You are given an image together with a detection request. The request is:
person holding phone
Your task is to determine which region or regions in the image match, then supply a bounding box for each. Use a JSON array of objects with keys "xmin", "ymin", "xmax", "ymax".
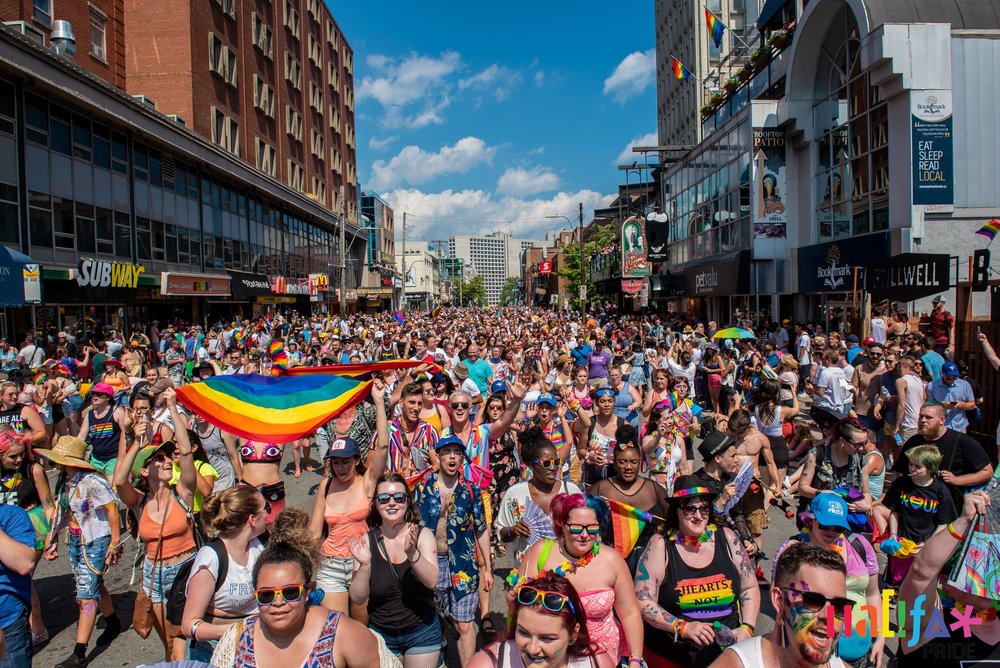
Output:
[{"xmin": 924, "ymin": 361, "xmax": 976, "ymax": 433}]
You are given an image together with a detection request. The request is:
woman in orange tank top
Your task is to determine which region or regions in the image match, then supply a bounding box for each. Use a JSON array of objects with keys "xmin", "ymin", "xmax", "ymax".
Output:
[
  {"xmin": 115, "ymin": 388, "xmax": 198, "ymax": 662},
  {"xmin": 309, "ymin": 378, "xmax": 391, "ymax": 619}
]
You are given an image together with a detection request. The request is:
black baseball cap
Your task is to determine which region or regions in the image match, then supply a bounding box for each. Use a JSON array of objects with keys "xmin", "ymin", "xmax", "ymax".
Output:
[{"xmin": 698, "ymin": 431, "xmax": 736, "ymax": 460}]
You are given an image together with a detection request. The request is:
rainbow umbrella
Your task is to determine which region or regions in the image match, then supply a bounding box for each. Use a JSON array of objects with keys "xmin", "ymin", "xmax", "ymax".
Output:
[{"xmin": 712, "ymin": 327, "xmax": 756, "ymax": 340}]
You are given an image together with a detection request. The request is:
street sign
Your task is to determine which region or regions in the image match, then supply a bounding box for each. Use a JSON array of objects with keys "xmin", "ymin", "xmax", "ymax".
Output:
[{"xmin": 580, "ymin": 285, "xmax": 587, "ymax": 301}]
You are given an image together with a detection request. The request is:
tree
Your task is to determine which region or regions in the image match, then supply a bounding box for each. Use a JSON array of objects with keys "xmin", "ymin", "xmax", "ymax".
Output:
[
  {"xmin": 557, "ymin": 224, "xmax": 618, "ymax": 310},
  {"xmin": 452, "ymin": 274, "xmax": 487, "ymax": 306},
  {"xmin": 498, "ymin": 276, "xmax": 519, "ymax": 306}
]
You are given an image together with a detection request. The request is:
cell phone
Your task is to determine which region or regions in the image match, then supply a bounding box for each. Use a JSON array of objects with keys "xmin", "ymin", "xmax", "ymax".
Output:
[{"xmin": 977, "ymin": 326, "xmax": 982, "ymax": 336}]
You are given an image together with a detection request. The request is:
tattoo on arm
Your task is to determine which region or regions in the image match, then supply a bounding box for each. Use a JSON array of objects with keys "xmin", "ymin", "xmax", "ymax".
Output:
[{"xmin": 731, "ymin": 531, "xmax": 754, "ymax": 578}]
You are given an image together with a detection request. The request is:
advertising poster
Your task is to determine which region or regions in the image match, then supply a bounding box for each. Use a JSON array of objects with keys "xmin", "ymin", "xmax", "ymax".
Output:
[
  {"xmin": 621, "ymin": 216, "xmax": 651, "ymax": 277},
  {"xmin": 22, "ymin": 264, "xmax": 41, "ymax": 304},
  {"xmin": 911, "ymin": 90, "xmax": 954, "ymax": 205},
  {"xmin": 752, "ymin": 128, "xmax": 787, "ymax": 238}
]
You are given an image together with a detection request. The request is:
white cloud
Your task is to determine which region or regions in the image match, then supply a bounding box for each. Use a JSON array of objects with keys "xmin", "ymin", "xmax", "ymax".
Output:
[
  {"xmin": 497, "ymin": 166, "xmax": 561, "ymax": 196},
  {"xmin": 358, "ymin": 51, "xmax": 461, "ymax": 128},
  {"xmin": 368, "ymin": 137, "xmax": 498, "ymax": 191},
  {"xmin": 459, "ymin": 64, "xmax": 522, "ymax": 102},
  {"xmin": 382, "ymin": 188, "xmax": 615, "ymax": 242},
  {"xmin": 534, "ymin": 70, "xmax": 546, "ymax": 87},
  {"xmin": 528, "ymin": 146, "xmax": 545, "ymax": 156},
  {"xmin": 603, "ymin": 50, "xmax": 656, "ymax": 103},
  {"xmin": 615, "ymin": 131, "xmax": 659, "ymax": 164},
  {"xmin": 368, "ymin": 135, "xmax": 397, "ymax": 151}
]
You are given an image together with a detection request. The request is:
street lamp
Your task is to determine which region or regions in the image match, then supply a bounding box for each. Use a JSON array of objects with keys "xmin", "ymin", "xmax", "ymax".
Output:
[{"xmin": 546, "ymin": 213, "xmax": 586, "ymax": 314}]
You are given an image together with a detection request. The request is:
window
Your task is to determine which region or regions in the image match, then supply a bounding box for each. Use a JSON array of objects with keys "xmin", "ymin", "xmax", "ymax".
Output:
[
  {"xmin": 208, "ymin": 34, "xmax": 238, "ymax": 87},
  {"xmin": 327, "ymin": 105, "xmax": 340, "ymax": 131},
  {"xmin": 309, "ymin": 81, "xmax": 323, "ymax": 111},
  {"xmin": 307, "ymin": 34, "xmax": 321, "ymax": 66},
  {"xmin": 253, "ymin": 75, "xmax": 275, "ymax": 117},
  {"xmin": 213, "ymin": 0, "xmax": 236, "ymax": 19},
  {"xmin": 283, "ymin": 0, "xmax": 300, "ymax": 40},
  {"xmin": 284, "ymin": 52, "xmax": 301, "ymax": 90},
  {"xmin": 210, "ymin": 107, "xmax": 240, "ymax": 155},
  {"xmin": 251, "ymin": 13, "xmax": 273, "ymax": 59},
  {"xmin": 327, "ymin": 61, "xmax": 339, "ymax": 90},
  {"xmin": 310, "ymin": 129, "xmax": 324, "ymax": 158},
  {"xmin": 285, "ymin": 106, "xmax": 302, "ymax": 142},
  {"xmin": 287, "ymin": 160, "xmax": 304, "ymax": 192},
  {"xmin": 89, "ymin": 7, "xmax": 107, "ymax": 61},
  {"xmin": 256, "ymin": 139, "xmax": 277, "ymax": 176},
  {"xmin": 33, "ymin": 0, "xmax": 51, "ymax": 26},
  {"xmin": 307, "ymin": 0, "xmax": 320, "ymax": 19},
  {"xmin": 311, "ymin": 177, "xmax": 326, "ymax": 203}
]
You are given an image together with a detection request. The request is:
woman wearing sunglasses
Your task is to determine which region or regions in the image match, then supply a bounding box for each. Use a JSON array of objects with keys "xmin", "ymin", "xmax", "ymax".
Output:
[
  {"xmin": 470, "ymin": 573, "xmax": 614, "ymax": 668},
  {"xmin": 181, "ymin": 485, "xmax": 269, "ymax": 662},
  {"xmin": 481, "ymin": 393, "xmax": 522, "ymax": 558},
  {"xmin": 770, "ymin": 492, "xmax": 883, "ymax": 667},
  {"xmin": 347, "ymin": 473, "xmax": 440, "ymax": 666},
  {"xmin": 513, "ymin": 493, "xmax": 642, "ymax": 662},
  {"xmin": 230, "ymin": 513, "xmax": 380, "ymax": 667},
  {"xmin": 573, "ymin": 387, "xmax": 623, "ymax": 487},
  {"xmin": 636, "ymin": 475, "xmax": 759, "ymax": 668}
]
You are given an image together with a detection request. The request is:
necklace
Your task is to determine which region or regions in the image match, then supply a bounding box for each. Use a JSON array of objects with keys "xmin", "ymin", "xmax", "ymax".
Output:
[{"xmin": 667, "ymin": 524, "xmax": 716, "ymax": 547}]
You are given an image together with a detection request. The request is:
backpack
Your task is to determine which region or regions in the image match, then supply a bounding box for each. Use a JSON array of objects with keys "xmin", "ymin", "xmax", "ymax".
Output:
[{"xmin": 165, "ymin": 539, "xmax": 228, "ymax": 626}]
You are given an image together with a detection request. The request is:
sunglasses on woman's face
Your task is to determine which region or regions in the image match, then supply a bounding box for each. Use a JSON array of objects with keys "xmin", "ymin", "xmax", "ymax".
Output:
[
  {"xmin": 516, "ymin": 586, "xmax": 576, "ymax": 614},
  {"xmin": 680, "ymin": 504, "xmax": 711, "ymax": 517},
  {"xmin": 533, "ymin": 458, "xmax": 560, "ymax": 470},
  {"xmin": 376, "ymin": 492, "xmax": 408, "ymax": 505},
  {"xmin": 566, "ymin": 523, "xmax": 601, "ymax": 536},
  {"xmin": 779, "ymin": 587, "xmax": 852, "ymax": 617},
  {"xmin": 254, "ymin": 584, "xmax": 305, "ymax": 606}
]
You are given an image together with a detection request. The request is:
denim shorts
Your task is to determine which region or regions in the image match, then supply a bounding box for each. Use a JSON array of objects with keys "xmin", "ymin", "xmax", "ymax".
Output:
[
  {"xmin": 374, "ymin": 615, "xmax": 441, "ymax": 656},
  {"xmin": 315, "ymin": 555, "xmax": 354, "ymax": 593},
  {"xmin": 68, "ymin": 532, "xmax": 111, "ymax": 600},
  {"xmin": 142, "ymin": 554, "xmax": 195, "ymax": 604},
  {"xmin": 0, "ymin": 612, "xmax": 31, "ymax": 668}
]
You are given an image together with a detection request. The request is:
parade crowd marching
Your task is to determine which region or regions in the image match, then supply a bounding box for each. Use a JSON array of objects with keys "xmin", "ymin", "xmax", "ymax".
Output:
[{"xmin": 0, "ymin": 299, "xmax": 998, "ymax": 668}]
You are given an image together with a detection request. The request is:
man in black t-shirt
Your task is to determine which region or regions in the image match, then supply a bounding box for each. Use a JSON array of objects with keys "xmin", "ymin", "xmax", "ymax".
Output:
[
  {"xmin": 694, "ymin": 431, "xmax": 757, "ymax": 555},
  {"xmin": 892, "ymin": 402, "xmax": 993, "ymax": 494}
]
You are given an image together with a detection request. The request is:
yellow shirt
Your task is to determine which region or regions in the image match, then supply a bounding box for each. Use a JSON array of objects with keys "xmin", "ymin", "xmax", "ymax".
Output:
[{"xmin": 170, "ymin": 460, "xmax": 218, "ymax": 513}]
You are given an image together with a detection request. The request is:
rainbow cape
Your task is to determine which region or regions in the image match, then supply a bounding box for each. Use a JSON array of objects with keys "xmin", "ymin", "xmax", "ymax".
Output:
[
  {"xmin": 429, "ymin": 303, "xmax": 441, "ymax": 320},
  {"xmin": 175, "ymin": 373, "xmax": 372, "ymax": 442},
  {"xmin": 705, "ymin": 9, "xmax": 725, "ymax": 49},
  {"xmin": 601, "ymin": 496, "xmax": 660, "ymax": 558}
]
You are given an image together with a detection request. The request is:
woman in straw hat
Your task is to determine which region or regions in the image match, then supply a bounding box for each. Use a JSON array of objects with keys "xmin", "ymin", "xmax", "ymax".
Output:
[
  {"xmin": 114, "ymin": 387, "xmax": 198, "ymax": 662},
  {"xmin": 38, "ymin": 433, "xmax": 123, "ymax": 667}
]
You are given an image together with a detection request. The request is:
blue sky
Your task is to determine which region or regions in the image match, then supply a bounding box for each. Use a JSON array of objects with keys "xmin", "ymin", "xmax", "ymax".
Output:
[{"xmin": 330, "ymin": 1, "xmax": 658, "ymax": 242}]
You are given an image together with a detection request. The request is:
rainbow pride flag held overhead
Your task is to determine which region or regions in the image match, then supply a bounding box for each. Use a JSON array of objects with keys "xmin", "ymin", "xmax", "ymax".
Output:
[
  {"xmin": 176, "ymin": 373, "xmax": 372, "ymax": 442},
  {"xmin": 671, "ymin": 57, "xmax": 691, "ymax": 82},
  {"xmin": 976, "ymin": 219, "xmax": 1000, "ymax": 241},
  {"xmin": 602, "ymin": 496, "xmax": 659, "ymax": 558},
  {"xmin": 282, "ymin": 359, "xmax": 438, "ymax": 380},
  {"xmin": 430, "ymin": 303, "xmax": 441, "ymax": 320},
  {"xmin": 705, "ymin": 9, "xmax": 725, "ymax": 49}
]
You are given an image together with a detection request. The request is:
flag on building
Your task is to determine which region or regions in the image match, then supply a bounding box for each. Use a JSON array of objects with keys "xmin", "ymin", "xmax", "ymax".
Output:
[
  {"xmin": 705, "ymin": 9, "xmax": 725, "ymax": 49},
  {"xmin": 672, "ymin": 57, "xmax": 691, "ymax": 82},
  {"xmin": 976, "ymin": 219, "xmax": 1000, "ymax": 241},
  {"xmin": 393, "ymin": 310, "xmax": 406, "ymax": 326},
  {"xmin": 603, "ymin": 497, "xmax": 656, "ymax": 558}
]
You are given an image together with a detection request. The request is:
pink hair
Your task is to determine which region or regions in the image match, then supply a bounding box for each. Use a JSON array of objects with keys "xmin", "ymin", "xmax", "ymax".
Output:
[
  {"xmin": 0, "ymin": 431, "xmax": 24, "ymax": 455},
  {"xmin": 550, "ymin": 493, "xmax": 609, "ymax": 536}
]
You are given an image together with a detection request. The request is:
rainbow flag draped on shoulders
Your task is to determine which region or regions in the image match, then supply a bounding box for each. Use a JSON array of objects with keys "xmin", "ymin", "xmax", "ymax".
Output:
[{"xmin": 602, "ymin": 496, "xmax": 659, "ymax": 558}]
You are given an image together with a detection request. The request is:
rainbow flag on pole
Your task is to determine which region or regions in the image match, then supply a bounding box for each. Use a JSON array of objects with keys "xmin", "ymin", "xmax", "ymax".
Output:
[
  {"xmin": 602, "ymin": 497, "xmax": 658, "ymax": 558},
  {"xmin": 176, "ymin": 373, "xmax": 372, "ymax": 442},
  {"xmin": 976, "ymin": 219, "xmax": 1000, "ymax": 241},
  {"xmin": 705, "ymin": 9, "xmax": 725, "ymax": 49},
  {"xmin": 429, "ymin": 303, "xmax": 441, "ymax": 320},
  {"xmin": 671, "ymin": 57, "xmax": 691, "ymax": 83}
]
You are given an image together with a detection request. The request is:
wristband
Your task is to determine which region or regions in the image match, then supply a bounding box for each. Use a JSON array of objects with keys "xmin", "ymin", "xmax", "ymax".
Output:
[
  {"xmin": 947, "ymin": 522, "xmax": 966, "ymax": 540},
  {"xmin": 740, "ymin": 622, "xmax": 755, "ymax": 636},
  {"xmin": 190, "ymin": 619, "xmax": 202, "ymax": 641}
]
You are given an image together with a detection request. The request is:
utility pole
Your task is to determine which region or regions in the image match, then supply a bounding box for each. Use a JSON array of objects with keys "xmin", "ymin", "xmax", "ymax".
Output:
[
  {"xmin": 579, "ymin": 201, "xmax": 586, "ymax": 317},
  {"xmin": 338, "ymin": 185, "xmax": 346, "ymax": 317},
  {"xmin": 399, "ymin": 211, "xmax": 407, "ymax": 310}
]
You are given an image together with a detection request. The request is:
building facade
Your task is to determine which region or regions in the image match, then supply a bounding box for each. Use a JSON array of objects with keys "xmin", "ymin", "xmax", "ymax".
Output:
[
  {"xmin": 358, "ymin": 190, "xmax": 396, "ymax": 312},
  {"xmin": 397, "ymin": 241, "xmax": 440, "ymax": 311},
  {"xmin": 448, "ymin": 232, "xmax": 547, "ymax": 306}
]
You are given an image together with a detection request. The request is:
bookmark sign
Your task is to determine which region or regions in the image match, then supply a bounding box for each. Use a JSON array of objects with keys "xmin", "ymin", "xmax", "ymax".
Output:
[{"xmin": 911, "ymin": 90, "xmax": 954, "ymax": 205}]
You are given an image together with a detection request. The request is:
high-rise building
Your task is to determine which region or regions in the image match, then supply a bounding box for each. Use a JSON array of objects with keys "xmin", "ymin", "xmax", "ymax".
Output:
[
  {"xmin": 448, "ymin": 232, "xmax": 547, "ymax": 305},
  {"xmin": 359, "ymin": 190, "xmax": 396, "ymax": 312}
]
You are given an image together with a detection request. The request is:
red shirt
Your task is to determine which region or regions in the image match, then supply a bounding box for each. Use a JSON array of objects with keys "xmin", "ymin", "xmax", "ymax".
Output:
[{"xmin": 928, "ymin": 309, "xmax": 953, "ymax": 345}]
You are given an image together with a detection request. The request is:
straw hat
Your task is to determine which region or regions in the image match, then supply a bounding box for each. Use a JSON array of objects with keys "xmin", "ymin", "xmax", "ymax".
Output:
[{"xmin": 35, "ymin": 435, "xmax": 95, "ymax": 470}]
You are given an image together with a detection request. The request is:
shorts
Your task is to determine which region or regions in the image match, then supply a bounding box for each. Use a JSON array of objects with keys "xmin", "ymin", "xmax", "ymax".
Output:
[
  {"xmin": 36, "ymin": 406, "xmax": 52, "ymax": 426},
  {"xmin": 481, "ymin": 490, "xmax": 492, "ymax": 525},
  {"xmin": 767, "ymin": 434, "xmax": 788, "ymax": 469},
  {"xmin": 63, "ymin": 393, "xmax": 84, "ymax": 415},
  {"xmin": 374, "ymin": 616, "xmax": 442, "ymax": 656},
  {"xmin": 69, "ymin": 532, "xmax": 110, "ymax": 600},
  {"xmin": 142, "ymin": 553, "xmax": 195, "ymax": 604},
  {"xmin": 588, "ymin": 378, "xmax": 609, "ymax": 389},
  {"xmin": 315, "ymin": 555, "xmax": 354, "ymax": 594},
  {"xmin": 90, "ymin": 456, "xmax": 117, "ymax": 477},
  {"xmin": 708, "ymin": 374, "xmax": 722, "ymax": 388},
  {"xmin": 738, "ymin": 479, "xmax": 767, "ymax": 535},
  {"xmin": 435, "ymin": 554, "xmax": 478, "ymax": 622}
]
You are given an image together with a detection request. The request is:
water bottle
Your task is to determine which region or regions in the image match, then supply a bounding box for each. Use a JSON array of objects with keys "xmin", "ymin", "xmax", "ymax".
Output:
[{"xmin": 713, "ymin": 621, "xmax": 738, "ymax": 648}]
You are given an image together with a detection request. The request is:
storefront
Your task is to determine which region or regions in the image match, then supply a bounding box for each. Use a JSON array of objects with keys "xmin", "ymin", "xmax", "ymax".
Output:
[
  {"xmin": 682, "ymin": 250, "xmax": 753, "ymax": 323},
  {"xmin": 797, "ymin": 232, "xmax": 891, "ymax": 330},
  {"xmin": 228, "ymin": 270, "xmax": 274, "ymax": 318},
  {"xmin": 161, "ymin": 271, "xmax": 231, "ymax": 324},
  {"xmin": 356, "ymin": 287, "xmax": 394, "ymax": 314},
  {"xmin": 0, "ymin": 244, "xmax": 40, "ymax": 341}
]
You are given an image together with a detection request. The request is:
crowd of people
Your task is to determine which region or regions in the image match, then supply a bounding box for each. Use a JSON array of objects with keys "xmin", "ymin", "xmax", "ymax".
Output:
[{"xmin": 0, "ymin": 300, "xmax": 995, "ymax": 668}]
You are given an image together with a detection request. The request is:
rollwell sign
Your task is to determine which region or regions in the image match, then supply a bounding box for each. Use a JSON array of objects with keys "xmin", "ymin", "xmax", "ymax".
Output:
[
  {"xmin": 911, "ymin": 90, "xmax": 953, "ymax": 205},
  {"xmin": 865, "ymin": 253, "xmax": 950, "ymax": 301}
]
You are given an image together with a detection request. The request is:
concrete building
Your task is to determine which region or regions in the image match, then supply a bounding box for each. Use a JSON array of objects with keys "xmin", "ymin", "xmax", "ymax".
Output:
[
  {"xmin": 359, "ymin": 190, "xmax": 396, "ymax": 312},
  {"xmin": 397, "ymin": 241, "xmax": 440, "ymax": 311},
  {"xmin": 448, "ymin": 232, "xmax": 547, "ymax": 305}
]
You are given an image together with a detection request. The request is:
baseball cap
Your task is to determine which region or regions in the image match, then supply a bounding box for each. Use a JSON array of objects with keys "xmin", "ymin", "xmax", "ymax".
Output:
[
  {"xmin": 846, "ymin": 334, "xmax": 859, "ymax": 344},
  {"xmin": 490, "ymin": 380, "xmax": 508, "ymax": 394},
  {"xmin": 536, "ymin": 392, "xmax": 558, "ymax": 407},
  {"xmin": 698, "ymin": 431, "xmax": 736, "ymax": 460},
  {"xmin": 434, "ymin": 435, "xmax": 467, "ymax": 455},
  {"xmin": 942, "ymin": 361, "xmax": 960, "ymax": 377},
  {"xmin": 91, "ymin": 382, "xmax": 115, "ymax": 397},
  {"xmin": 863, "ymin": 337, "xmax": 876, "ymax": 346},
  {"xmin": 324, "ymin": 437, "xmax": 361, "ymax": 459},
  {"xmin": 811, "ymin": 492, "xmax": 850, "ymax": 530},
  {"xmin": 932, "ymin": 295, "xmax": 944, "ymax": 303},
  {"xmin": 132, "ymin": 441, "xmax": 176, "ymax": 479}
]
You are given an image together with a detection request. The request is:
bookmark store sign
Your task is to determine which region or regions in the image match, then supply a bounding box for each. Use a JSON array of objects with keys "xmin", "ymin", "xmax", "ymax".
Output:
[
  {"xmin": 911, "ymin": 90, "xmax": 954, "ymax": 205},
  {"xmin": 76, "ymin": 259, "xmax": 145, "ymax": 289}
]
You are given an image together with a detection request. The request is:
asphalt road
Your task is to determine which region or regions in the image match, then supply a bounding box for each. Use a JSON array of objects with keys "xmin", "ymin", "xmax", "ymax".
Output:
[{"xmin": 30, "ymin": 439, "xmax": 882, "ymax": 667}]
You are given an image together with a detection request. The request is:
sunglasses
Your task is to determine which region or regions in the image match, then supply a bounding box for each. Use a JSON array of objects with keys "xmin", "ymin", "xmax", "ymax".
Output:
[
  {"xmin": 450, "ymin": 402, "xmax": 470, "ymax": 409},
  {"xmin": 680, "ymin": 504, "xmax": 711, "ymax": 517},
  {"xmin": 533, "ymin": 458, "xmax": 560, "ymax": 470},
  {"xmin": 779, "ymin": 587, "xmax": 853, "ymax": 617},
  {"xmin": 516, "ymin": 586, "xmax": 576, "ymax": 615},
  {"xmin": 594, "ymin": 388, "xmax": 615, "ymax": 398},
  {"xmin": 148, "ymin": 453, "xmax": 171, "ymax": 466},
  {"xmin": 261, "ymin": 501, "xmax": 272, "ymax": 515},
  {"xmin": 376, "ymin": 492, "xmax": 408, "ymax": 505},
  {"xmin": 254, "ymin": 584, "xmax": 305, "ymax": 606},
  {"xmin": 567, "ymin": 523, "xmax": 601, "ymax": 536}
]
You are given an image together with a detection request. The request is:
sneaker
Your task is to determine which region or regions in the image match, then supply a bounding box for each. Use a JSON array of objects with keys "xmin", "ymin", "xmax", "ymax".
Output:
[
  {"xmin": 31, "ymin": 630, "xmax": 49, "ymax": 646},
  {"xmin": 55, "ymin": 655, "xmax": 87, "ymax": 668}
]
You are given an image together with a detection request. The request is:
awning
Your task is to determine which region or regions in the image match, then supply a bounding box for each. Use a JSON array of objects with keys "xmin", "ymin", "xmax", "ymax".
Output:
[
  {"xmin": 757, "ymin": 0, "xmax": 791, "ymax": 30},
  {"xmin": 0, "ymin": 245, "xmax": 40, "ymax": 307},
  {"xmin": 650, "ymin": 273, "xmax": 685, "ymax": 297},
  {"xmin": 228, "ymin": 270, "xmax": 273, "ymax": 299}
]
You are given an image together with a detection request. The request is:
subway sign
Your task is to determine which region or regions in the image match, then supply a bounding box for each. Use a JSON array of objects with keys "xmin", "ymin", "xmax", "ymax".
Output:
[{"xmin": 76, "ymin": 259, "xmax": 145, "ymax": 289}]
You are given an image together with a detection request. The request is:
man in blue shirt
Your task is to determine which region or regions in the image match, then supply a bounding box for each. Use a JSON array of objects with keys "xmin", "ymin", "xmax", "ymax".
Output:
[
  {"xmin": 845, "ymin": 334, "xmax": 862, "ymax": 364},
  {"xmin": 918, "ymin": 336, "xmax": 946, "ymax": 381},
  {"xmin": 462, "ymin": 344, "xmax": 493, "ymax": 396},
  {"xmin": 0, "ymin": 503, "xmax": 40, "ymax": 667},
  {"xmin": 925, "ymin": 361, "xmax": 976, "ymax": 432}
]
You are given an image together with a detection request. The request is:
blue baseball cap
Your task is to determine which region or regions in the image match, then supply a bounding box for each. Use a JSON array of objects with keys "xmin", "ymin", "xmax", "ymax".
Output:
[
  {"xmin": 811, "ymin": 492, "xmax": 850, "ymax": 530},
  {"xmin": 490, "ymin": 380, "xmax": 508, "ymax": 394},
  {"xmin": 537, "ymin": 392, "xmax": 558, "ymax": 407},
  {"xmin": 324, "ymin": 437, "xmax": 360, "ymax": 459},
  {"xmin": 434, "ymin": 435, "xmax": 467, "ymax": 455},
  {"xmin": 942, "ymin": 361, "xmax": 960, "ymax": 377}
]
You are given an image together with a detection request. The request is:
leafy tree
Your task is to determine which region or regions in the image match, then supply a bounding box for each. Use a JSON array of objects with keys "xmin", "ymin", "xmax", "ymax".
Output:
[
  {"xmin": 557, "ymin": 224, "xmax": 618, "ymax": 309},
  {"xmin": 498, "ymin": 276, "xmax": 520, "ymax": 306},
  {"xmin": 453, "ymin": 274, "xmax": 487, "ymax": 306}
]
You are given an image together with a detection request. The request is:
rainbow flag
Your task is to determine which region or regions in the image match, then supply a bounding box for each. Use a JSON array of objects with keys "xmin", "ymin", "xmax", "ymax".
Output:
[
  {"xmin": 406, "ymin": 466, "xmax": 433, "ymax": 489},
  {"xmin": 671, "ymin": 57, "xmax": 690, "ymax": 83},
  {"xmin": 976, "ymin": 219, "xmax": 1000, "ymax": 241},
  {"xmin": 602, "ymin": 496, "xmax": 657, "ymax": 558},
  {"xmin": 705, "ymin": 9, "xmax": 725, "ymax": 49},
  {"xmin": 175, "ymin": 373, "xmax": 372, "ymax": 442},
  {"xmin": 393, "ymin": 310, "xmax": 406, "ymax": 326},
  {"xmin": 282, "ymin": 359, "xmax": 439, "ymax": 380},
  {"xmin": 429, "ymin": 303, "xmax": 441, "ymax": 320},
  {"xmin": 233, "ymin": 328, "xmax": 246, "ymax": 349}
]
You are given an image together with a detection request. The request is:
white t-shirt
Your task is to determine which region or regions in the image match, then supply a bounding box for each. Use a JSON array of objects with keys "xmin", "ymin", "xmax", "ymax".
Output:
[
  {"xmin": 460, "ymin": 378, "xmax": 483, "ymax": 403},
  {"xmin": 870, "ymin": 317, "xmax": 887, "ymax": 345},
  {"xmin": 186, "ymin": 538, "xmax": 265, "ymax": 615},
  {"xmin": 797, "ymin": 333, "xmax": 811, "ymax": 366},
  {"xmin": 18, "ymin": 344, "xmax": 42, "ymax": 367},
  {"xmin": 815, "ymin": 365, "xmax": 848, "ymax": 412},
  {"xmin": 67, "ymin": 473, "xmax": 116, "ymax": 542}
]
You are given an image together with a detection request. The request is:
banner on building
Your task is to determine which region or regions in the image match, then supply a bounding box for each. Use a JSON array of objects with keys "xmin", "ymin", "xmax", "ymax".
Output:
[
  {"xmin": 911, "ymin": 90, "xmax": 954, "ymax": 205},
  {"xmin": 22, "ymin": 264, "xmax": 41, "ymax": 304},
  {"xmin": 621, "ymin": 279, "xmax": 645, "ymax": 295},
  {"xmin": 404, "ymin": 266, "xmax": 416, "ymax": 287},
  {"xmin": 621, "ymin": 216, "xmax": 651, "ymax": 277},
  {"xmin": 752, "ymin": 128, "xmax": 787, "ymax": 238},
  {"xmin": 308, "ymin": 273, "xmax": 329, "ymax": 295},
  {"xmin": 77, "ymin": 258, "xmax": 145, "ymax": 289},
  {"xmin": 539, "ymin": 261, "xmax": 553, "ymax": 275},
  {"xmin": 866, "ymin": 253, "xmax": 950, "ymax": 301}
]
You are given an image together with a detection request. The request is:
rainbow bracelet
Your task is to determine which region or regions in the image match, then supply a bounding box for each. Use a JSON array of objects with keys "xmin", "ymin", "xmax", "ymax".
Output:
[{"xmin": 947, "ymin": 522, "xmax": 965, "ymax": 541}]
